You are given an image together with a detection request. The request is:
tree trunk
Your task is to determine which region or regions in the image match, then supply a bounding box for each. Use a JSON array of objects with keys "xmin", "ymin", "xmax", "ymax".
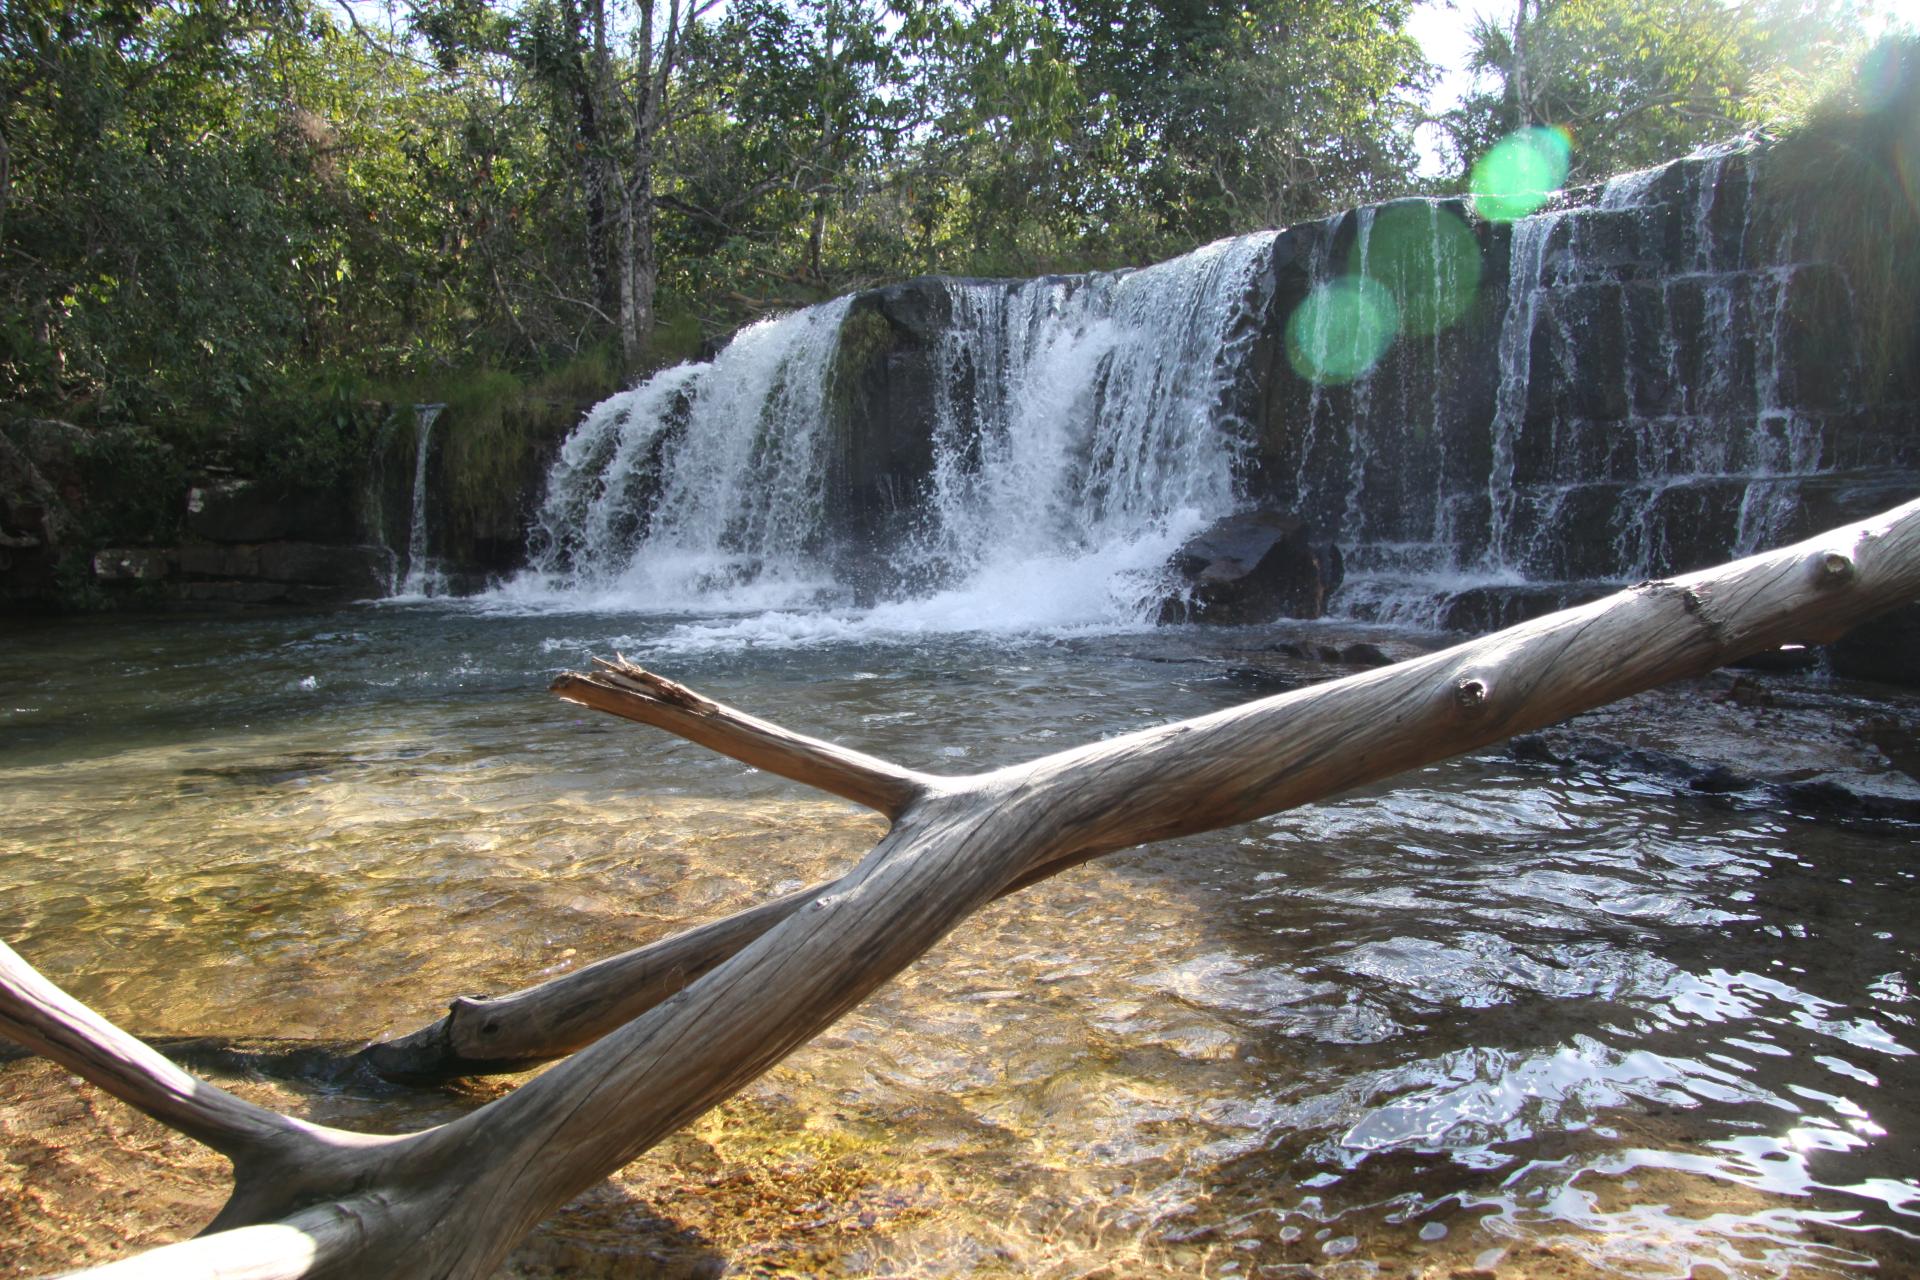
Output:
[
  {"xmin": 617, "ymin": 136, "xmax": 657, "ymax": 370},
  {"xmin": 1511, "ymin": 0, "xmax": 1534, "ymax": 129},
  {"xmin": 5, "ymin": 497, "xmax": 1920, "ymax": 1278}
]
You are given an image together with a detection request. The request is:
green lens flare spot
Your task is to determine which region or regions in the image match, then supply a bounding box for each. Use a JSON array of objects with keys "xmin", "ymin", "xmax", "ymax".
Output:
[
  {"xmin": 1286, "ymin": 276, "xmax": 1400, "ymax": 385},
  {"xmin": 1471, "ymin": 126, "xmax": 1573, "ymax": 222},
  {"xmin": 1350, "ymin": 203, "xmax": 1483, "ymax": 337}
]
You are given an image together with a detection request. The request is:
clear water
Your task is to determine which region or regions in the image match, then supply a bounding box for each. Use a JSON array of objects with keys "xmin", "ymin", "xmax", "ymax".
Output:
[{"xmin": 2, "ymin": 605, "xmax": 1917, "ymax": 1278}]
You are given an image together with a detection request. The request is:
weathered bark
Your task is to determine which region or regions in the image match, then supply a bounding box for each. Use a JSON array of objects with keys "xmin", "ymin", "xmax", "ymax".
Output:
[
  {"xmin": 5, "ymin": 497, "xmax": 1919, "ymax": 1279},
  {"xmin": 557, "ymin": 0, "xmax": 615, "ymax": 318}
]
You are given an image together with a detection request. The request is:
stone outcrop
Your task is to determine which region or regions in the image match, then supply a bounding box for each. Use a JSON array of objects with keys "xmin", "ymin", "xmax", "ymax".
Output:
[
  {"xmin": 825, "ymin": 285, "xmax": 950, "ymax": 555},
  {"xmin": 187, "ymin": 478, "xmax": 357, "ymax": 545},
  {"xmin": 1, "ymin": 389, "xmax": 587, "ymax": 609},
  {"xmin": 820, "ymin": 133, "xmax": 1918, "ymax": 664},
  {"xmin": 0, "ymin": 420, "xmax": 87, "ymax": 601},
  {"xmin": 1156, "ymin": 510, "xmax": 1343, "ymax": 624}
]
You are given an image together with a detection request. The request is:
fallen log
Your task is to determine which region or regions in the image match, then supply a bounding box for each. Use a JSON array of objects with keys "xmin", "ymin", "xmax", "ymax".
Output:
[{"xmin": 4, "ymin": 496, "xmax": 1919, "ymax": 1279}]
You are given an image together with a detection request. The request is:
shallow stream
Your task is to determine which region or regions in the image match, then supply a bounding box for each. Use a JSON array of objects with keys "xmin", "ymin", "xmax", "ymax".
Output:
[{"xmin": 2, "ymin": 605, "xmax": 1916, "ymax": 1278}]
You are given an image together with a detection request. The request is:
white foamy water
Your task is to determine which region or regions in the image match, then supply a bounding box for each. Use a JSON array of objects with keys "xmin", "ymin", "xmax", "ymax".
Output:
[
  {"xmin": 647, "ymin": 514, "xmax": 1209, "ymax": 653},
  {"xmin": 501, "ymin": 233, "xmax": 1279, "ymax": 643},
  {"xmin": 513, "ymin": 298, "xmax": 854, "ymax": 613}
]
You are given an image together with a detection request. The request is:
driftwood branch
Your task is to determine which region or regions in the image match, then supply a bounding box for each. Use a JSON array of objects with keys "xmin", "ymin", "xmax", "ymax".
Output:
[
  {"xmin": 362, "ymin": 846, "xmax": 1102, "ymax": 1081},
  {"xmin": 5, "ymin": 497, "xmax": 1918, "ymax": 1279},
  {"xmin": 553, "ymin": 654, "xmax": 930, "ymax": 817},
  {"xmin": 0, "ymin": 940, "xmax": 305, "ymax": 1159}
]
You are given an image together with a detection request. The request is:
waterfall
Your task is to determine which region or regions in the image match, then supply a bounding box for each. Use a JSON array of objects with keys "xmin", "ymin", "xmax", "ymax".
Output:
[
  {"xmin": 1323, "ymin": 135, "xmax": 1866, "ymax": 629},
  {"xmin": 521, "ymin": 299, "xmax": 852, "ymax": 611},
  {"xmin": 1481, "ymin": 209, "xmax": 1567, "ymax": 580},
  {"xmin": 498, "ymin": 136, "xmax": 1896, "ymax": 639},
  {"xmin": 514, "ymin": 233, "xmax": 1279, "ymax": 633},
  {"xmin": 893, "ymin": 231, "xmax": 1278, "ymax": 627},
  {"xmin": 397, "ymin": 403, "xmax": 446, "ymax": 597}
]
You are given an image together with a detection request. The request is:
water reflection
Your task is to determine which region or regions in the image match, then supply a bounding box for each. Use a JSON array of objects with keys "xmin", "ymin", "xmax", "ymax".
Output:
[{"xmin": 1, "ymin": 607, "xmax": 1916, "ymax": 1277}]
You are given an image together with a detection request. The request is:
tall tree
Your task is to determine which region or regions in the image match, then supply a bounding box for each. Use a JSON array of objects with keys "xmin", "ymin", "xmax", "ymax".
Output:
[
  {"xmin": 519, "ymin": 0, "xmax": 714, "ymax": 370},
  {"xmin": 900, "ymin": 0, "xmax": 1431, "ymax": 269},
  {"xmin": 1443, "ymin": 0, "xmax": 1873, "ymax": 183}
]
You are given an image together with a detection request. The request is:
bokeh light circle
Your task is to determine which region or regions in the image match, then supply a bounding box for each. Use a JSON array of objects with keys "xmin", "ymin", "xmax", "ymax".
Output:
[
  {"xmin": 1286, "ymin": 276, "xmax": 1400, "ymax": 385},
  {"xmin": 1470, "ymin": 126, "xmax": 1574, "ymax": 222},
  {"xmin": 1351, "ymin": 203, "xmax": 1483, "ymax": 337}
]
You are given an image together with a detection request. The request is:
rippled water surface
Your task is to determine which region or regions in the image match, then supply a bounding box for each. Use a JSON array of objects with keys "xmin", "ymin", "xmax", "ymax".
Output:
[{"xmin": 2, "ymin": 606, "xmax": 1917, "ymax": 1278}]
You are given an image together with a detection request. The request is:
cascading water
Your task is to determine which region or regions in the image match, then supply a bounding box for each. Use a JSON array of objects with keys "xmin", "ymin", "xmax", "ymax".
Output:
[
  {"xmin": 513, "ymin": 233, "xmax": 1280, "ymax": 636},
  {"xmin": 1480, "ymin": 206, "xmax": 1570, "ymax": 581},
  {"xmin": 520, "ymin": 299, "xmax": 852, "ymax": 611},
  {"xmin": 1322, "ymin": 136, "xmax": 1880, "ymax": 629},
  {"xmin": 396, "ymin": 403, "xmax": 446, "ymax": 597},
  {"xmin": 888, "ymin": 231, "xmax": 1279, "ymax": 630},
  {"xmin": 499, "ymin": 136, "xmax": 1904, "ymax": 639}
]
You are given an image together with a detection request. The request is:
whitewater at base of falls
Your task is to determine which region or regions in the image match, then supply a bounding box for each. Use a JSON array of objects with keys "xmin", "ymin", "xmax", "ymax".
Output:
[
  {"xmin": 496, "ymin": 232, "xmax": 1281, "ymax": 647},
  {"xmin": 492, "ymin": 507, "xmax": 1224, "ymax": 652}
]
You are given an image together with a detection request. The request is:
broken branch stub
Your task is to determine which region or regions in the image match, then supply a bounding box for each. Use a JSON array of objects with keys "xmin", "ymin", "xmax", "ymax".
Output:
[
  {"xmin": 4, "ymin": 496, "xmax": 1918, "ymax": 1278},
  {"xmin": 554, "ymin": 654, "xmax": 931, "ymax": 818}
]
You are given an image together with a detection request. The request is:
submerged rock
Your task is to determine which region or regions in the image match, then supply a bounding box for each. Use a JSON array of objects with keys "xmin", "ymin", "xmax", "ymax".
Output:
[
  {"xmin": 1507, "ymin": 671, "xmax": 1920, "ymax": 824},
  {"xmin": 1158, "ymin": 510, "xmax": 1343, "ymax": 625}
]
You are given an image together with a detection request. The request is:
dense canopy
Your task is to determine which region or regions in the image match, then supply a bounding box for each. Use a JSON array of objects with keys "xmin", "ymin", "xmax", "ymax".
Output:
[{"xmin": 0, "ymin": 0, "xmax": 1881, "ymax": 431}]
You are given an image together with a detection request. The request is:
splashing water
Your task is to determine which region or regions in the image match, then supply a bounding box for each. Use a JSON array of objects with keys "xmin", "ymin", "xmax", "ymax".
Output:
[
  {"xmin": 506, "ymin": 234, "xmax": 1279, "ymax": 642},
  {"xmin": 511, "ymin": 300, "xmax": 852, "ymax": 613}
]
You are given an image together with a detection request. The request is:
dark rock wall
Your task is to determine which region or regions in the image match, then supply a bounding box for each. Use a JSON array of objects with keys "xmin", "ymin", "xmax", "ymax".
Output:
[
  {"xmin": 826, "ymin": 140, "xmax": 1920, "ymax": 630},
  {"xmin": 1242, "ymin": 148, "xmax": 1920, "ymax": 624},
  {"xmin": 2, "ymin": 393, "xmax": 583, "ymax": 611}
]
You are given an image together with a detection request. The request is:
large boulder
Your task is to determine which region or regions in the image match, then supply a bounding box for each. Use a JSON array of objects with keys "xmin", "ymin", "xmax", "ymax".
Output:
[{"xmin": 1158, "ymin": 510, "xmax": 1343, "ymax": 624}]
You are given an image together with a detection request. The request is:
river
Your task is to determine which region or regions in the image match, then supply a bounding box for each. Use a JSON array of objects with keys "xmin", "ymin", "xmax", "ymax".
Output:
[{"xmin": 2, "ymin": 602, "xmax": 1916, "ymax": 1278}]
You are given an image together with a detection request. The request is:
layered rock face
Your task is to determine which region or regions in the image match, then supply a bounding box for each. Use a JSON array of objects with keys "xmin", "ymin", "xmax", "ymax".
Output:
[
  {"xmin": 814, "ymin": 142, "xmax": 1918, "ymax": 631},
  {"xmin": 0, "ymin": 393, "xmax": 581, "ymax": 610},
  {"xmin": 1244, "ymin": 149, "xmax": 1919, "ymax": 629}
]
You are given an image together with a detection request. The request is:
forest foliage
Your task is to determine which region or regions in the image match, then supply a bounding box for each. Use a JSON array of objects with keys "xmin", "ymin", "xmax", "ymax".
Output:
[{"xmin": 0, "ymin": 0, "xmax": 1888, "ymax": 451}]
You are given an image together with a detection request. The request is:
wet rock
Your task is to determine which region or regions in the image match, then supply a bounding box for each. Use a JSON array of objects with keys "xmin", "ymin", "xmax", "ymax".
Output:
[
  {"xmin": 1438, "ymin": 584, "xmax": 1596, "ymax": 633},
  {"xmin": 1338, "ymin": 641, "xmax": 1396, "ymax": 667},
  {"xmin": 827, "ymin": 289, "xmax": 943, "ymax": 552},
  {"xmin": 186, "ymin": 478, "xmax": 355, "ymax": 544},
  {"xmin": 92, "ymin": 548, "xmax": 175, "ymax": 581},
  {"xmin": 1828, "ymin": 602, "xmax": 1920, "ymax": 687},
  {"xmin": 1158, "ymin": 510, "xmax": 1343, "ymax": 624},
  {"xmin": 1729, "ymin": 644, "xmax": 1822, "ymax": 674},
  {"xmin": 1506, "ymin": 672, "xmax": 1920, "ymax": 824},
  {"xmin": 175, "ymin": 542, "xmax": 389, "ymax": 593},
  {"xmin": 254, "ymin": 542, "xmax": 388, "ymax": 590}
]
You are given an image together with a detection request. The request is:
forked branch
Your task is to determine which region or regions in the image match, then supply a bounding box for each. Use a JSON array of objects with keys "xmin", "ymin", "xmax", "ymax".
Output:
[
  {"xmin": 0, "ymin": 940, "xmax": 304, "ymax": 1159},
  {"xmin": 5, "ymin": 496, "xmax": 1917, "ymax": 1280}
]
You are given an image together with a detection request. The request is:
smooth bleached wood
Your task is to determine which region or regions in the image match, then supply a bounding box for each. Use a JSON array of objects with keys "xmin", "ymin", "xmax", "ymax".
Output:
[
  {"xmin": 551, "ymin": 656, "xmax": 930, "ymax": 818},
  {"xmin": 0, "ymin": 939, "xmax": 307, "ymax": 1160}
]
